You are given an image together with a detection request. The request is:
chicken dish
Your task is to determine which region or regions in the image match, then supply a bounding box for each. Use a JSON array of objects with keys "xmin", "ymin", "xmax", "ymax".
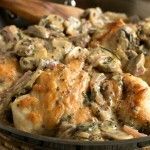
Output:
[{"xmin": 0, "ymin": 7, "xmax": 150, "ymax": 141}]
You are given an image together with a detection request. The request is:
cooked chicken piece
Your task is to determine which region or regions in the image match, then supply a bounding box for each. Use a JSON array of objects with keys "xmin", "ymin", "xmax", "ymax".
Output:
[
  {"xmin": 90, "ymin": 74, "xmax": 112, "ymax": 121},
  {"xmin": 88, "ymin": 47, "xmax": 122, "ymax": 73},
  {"xmin": 11, "ymin": 59, "xmax": 93, "ymax": 133},
  {"xmin": 18, "ymin": 37, "xmax": 73, "ymax": 70},
  {"xmin": 15, "ymin": 37, "xmax": 48, "ymax": 70},
  {"xmin": 89, "ymin": 20, "xmax": 126, "ymax": 56},
  {"xmin": 11, "ymin": 94, "xmax": 43, "ymax": 133},
  {"xmin": 117, "ymin": 74, "xmax": 150, "ymax": 129},
  {"xmin": 0, "ymin": 56, "xmax": 21, "ymax": 93},
  {"xmin": 126, "ymin": 53, "xmax": 146, "ymax": 76},
  {"xmin": 0, "ymin": 70, "xmax": 43, "ymax": 113},
  {"xmin": 14, "ymin": 37, "xmax": 45, "ymax": 57},
  {"xmin": 123, "ymin": 125, "xmax": 147, "ymax": 138},
  {"xmin": 39, "ymin": 15, "xmax": 64, "ymax": 31}
]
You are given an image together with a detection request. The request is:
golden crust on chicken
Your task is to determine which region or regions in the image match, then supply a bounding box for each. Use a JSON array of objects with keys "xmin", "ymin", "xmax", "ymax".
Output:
[
  {"xmin": 0, "ymin": 56, "xmax": 21, "ymax": 93},
  {"xmin": 117, "ymin": 74, "xmax": 150, "ymax": 128},
  {"xmin": 11, "ymin": 59, "xmax": 92, "ymax": 133}
]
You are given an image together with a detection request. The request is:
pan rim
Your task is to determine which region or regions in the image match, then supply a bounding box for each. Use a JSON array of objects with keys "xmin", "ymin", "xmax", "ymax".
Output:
[{"xmin": 0, "ymin": 123, "xmax": 149, "ymax": 146}]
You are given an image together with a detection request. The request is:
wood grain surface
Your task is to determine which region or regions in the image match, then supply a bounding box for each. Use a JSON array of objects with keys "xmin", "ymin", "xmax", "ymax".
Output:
[{"xmin": 0, "ymin": 0, "xmax": 83, "ymax": 23}]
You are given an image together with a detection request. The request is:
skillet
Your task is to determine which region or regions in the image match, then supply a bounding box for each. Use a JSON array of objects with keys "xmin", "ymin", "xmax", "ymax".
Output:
[{"xmin": 0, "ymin": 0, "xmax": 150, "ymax": 149}]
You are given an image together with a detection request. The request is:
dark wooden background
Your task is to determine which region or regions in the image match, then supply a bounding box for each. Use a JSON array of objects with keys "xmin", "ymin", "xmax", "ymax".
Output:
[{"xmin": 53, "ymin": 0, "xmax": 150, "ymax": 18}]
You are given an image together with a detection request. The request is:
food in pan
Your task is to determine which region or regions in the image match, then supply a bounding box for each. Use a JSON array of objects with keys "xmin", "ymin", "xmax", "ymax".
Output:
[{"xmin": 0, "ymin": 7, "xmax": 150, "ymax": 141}]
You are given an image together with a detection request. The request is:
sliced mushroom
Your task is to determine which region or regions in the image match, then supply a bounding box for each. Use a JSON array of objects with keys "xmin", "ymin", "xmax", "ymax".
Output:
[
  {"xmin": 90, "ymin": 73, "xmax": 106, "ymax": 105},
  {"xmin": 89, "ymin": 73, "xmax": 114, "ymax": 121},
  {"xmin": 126, "ymin": 53, "xmax": 146, "ymax": 76},
  {"xmin": 65, "ymin": 46, "xmax": 89, "ymax": 63},
  {"xmin": 0, "ymin": 69, "xmax": 42, "ymax": 111},
  {"xmin": 101, "ymin": 130, "xmax": 133, "ymax": 140},
  {"xmin": 0, "ymin": 25, "xmax": 22, "ymax": 42},
  {"xmin": 39, "ymin": 14, "xmax": 64, "ymax": 31},
  {"xmin": 47, "ymin": 37, "xmax": 73, "ymax": 61},
  {"xmin": 0, "ymin": 25, "xmax": 23, "ymax": 52},
  {"xmin": 20, "ymin": 57, "xmax": 37, "ymax": 71},
  {"xmin": 88, "ymin": 47, "xmax": 122, "ymax": 73},
  {"xmin": 14, "ymin": 38, "xmax": 37, "ymax": 57},
  {"xmin": 64, "ymin": 17, "xmax": 81, "ymax": 36},
  {"xmin": 25, "ymin": 25, "xmax": 50, "ymax": 39}
]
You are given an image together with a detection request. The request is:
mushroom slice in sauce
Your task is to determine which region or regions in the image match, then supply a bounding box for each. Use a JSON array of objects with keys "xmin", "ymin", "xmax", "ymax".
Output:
[
  {"xmin": 126, "ymin": 53, "xmax": 146, "ymax": 76},
  {"xmin": 88, "ymin": 47, "xmax": 122, "ymax": 73},
  {"xmin": 39, "ymin": 15, "xmax": 64, "ymax": 32}
]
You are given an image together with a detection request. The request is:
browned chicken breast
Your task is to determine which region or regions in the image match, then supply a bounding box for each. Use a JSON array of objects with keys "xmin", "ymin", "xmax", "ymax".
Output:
[
  {"xmin": 11, "ymin": 59, "xmax": 92, "ymax": 133},
  {"xmin": 0, "ymin": 55, "xmax": 21, "ymax": 93},
  {"xmin": 117, "ymin": 74, "xmax": 150, "ymax": 129}
]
